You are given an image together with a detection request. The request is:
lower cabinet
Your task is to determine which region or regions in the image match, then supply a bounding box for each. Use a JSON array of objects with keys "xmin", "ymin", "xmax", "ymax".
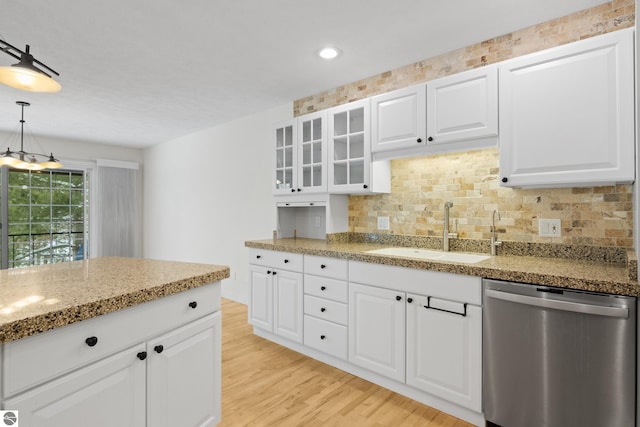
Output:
[
  {"xmin": 406, "ymin": 294, "xmax": 482, "ymax": 412},
  {"xmin": 348, "ymin": 283, "xmax": 406, "ymax": 382},
  {"xmin": 1, "ymin": 284, "xmax": 222, "ymax": 427}
]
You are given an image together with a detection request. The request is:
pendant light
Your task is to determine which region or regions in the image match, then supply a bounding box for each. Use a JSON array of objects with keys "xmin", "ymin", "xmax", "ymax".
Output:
[
  {"xmin": 0, "ymin": 101, "xmax": 63, "ymax": 171},
  {"xmin": 0, "ymin": 39, "xmax": 61, "ymax": 93}
]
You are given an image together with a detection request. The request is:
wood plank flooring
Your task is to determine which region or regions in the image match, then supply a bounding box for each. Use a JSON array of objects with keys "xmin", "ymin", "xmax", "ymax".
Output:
[{"xmin": 220, "ymin": 298, "xmax": 474, "ymax": 427}]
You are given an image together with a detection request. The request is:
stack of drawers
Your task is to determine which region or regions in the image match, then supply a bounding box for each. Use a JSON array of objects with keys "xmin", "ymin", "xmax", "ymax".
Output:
[{"xmin": 303, "ymin": 255, "xmax": 349, "ymax": 360}]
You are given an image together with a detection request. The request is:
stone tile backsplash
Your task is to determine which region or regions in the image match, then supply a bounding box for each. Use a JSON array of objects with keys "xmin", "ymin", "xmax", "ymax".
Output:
[{"xmin": 293, "ymin": 0, "xmax": 635, "ymax": 248}]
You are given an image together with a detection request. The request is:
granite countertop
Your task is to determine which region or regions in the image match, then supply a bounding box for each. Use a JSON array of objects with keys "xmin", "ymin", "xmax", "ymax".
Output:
[
  {"xmin": 0, "ymin": 257, "xmax": 230, "ymax": 343},
  {"xmin": 245, "ymin": 238, "xmax": 640, "ymax": 297}
]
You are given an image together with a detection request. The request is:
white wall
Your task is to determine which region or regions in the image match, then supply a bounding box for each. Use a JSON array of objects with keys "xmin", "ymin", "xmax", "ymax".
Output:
[{"xmin": 142, "ymin": 103, "xmax": 292, "ymax": 303}]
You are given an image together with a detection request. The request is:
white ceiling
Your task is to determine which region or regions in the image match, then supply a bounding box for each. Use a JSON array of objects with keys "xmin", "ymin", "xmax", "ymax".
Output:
[{"xmin": 0, "ymin": 0, "xmax": 609, "ymax": 149}]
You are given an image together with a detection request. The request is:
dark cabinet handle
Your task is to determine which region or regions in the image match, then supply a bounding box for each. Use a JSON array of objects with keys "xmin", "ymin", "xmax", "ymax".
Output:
[
  {"xmin": 189, "ymin": 301, "xmax": 198, "ymax": 309},
  {"xmin": 417, "ymin": 138, "xmax": 422, "ymax": 143},
  {"xmin": 501, "ymin": 177, "xmax": 508, "ymax": 183},
  {"xmin": 154, "ymin": 345, "xmax": 164, "ymax": 354},
  {"xmin": 320, "ymin": 335, "xmax": 326, "ymax": 340},
  {"xmin": 256, "ymin": 255, "xmax": 261, "ymax": 259},
  {"xmin": 272, "ymin": 271, "xmax": 277, "ymax": 275},
  {"xmin": 396, "ymin": 295, "xmax": 402, "ymax": 301},
  {"xmin": 428, "ymin": 136, "xmax": 433, "ymax": 142},
  {"xmin": 321, "ymin": 286, "xmax": 326, "ymax": 291},
  {"xmin": 320, "ymin": 264, "xmax": 326, "ymax": 269},
  {"xmin": 321, "ymin": 307, "xmax": 326, "ymax": 312},
  {"xmin": 363, "ymin": 184, "xmax": 368, "ymax": 189},
  {"xmin": 85, "ymin": 336, "xmax": 98, "ymax": 347},
  {"xmin": 291, "ymin": 189, "xmax": 295, "ymax": 193},
  {"xmin": 137, "ymin": 351, "xmax": 147, "ymax": 361},
  {"xmin": 309, "ymin": 203, "xmax": 314, "ymax": 206},
  {"xmin": 297, "ymin": 188, "xmax": 301, "ymax": 192},
  {"xmin": 424, "ymin": 297, "xmax": 467, "ymax": 317},
  {"xmin": 284, "ymin": 259, "xmax": 289, "ymax": 263},
  {"xmin": 407, "ymin": 298, "xmax": 413, "ymax": 303}
]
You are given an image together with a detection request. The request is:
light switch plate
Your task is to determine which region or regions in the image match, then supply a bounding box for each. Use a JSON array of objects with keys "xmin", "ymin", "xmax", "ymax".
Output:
[
  {"xmin": 539, "ymin": 218, "xmax": 561, "ymax": 237},
  {"xmin": 377, "ymin": 216, "xmax": 390, "ymax": 230}
]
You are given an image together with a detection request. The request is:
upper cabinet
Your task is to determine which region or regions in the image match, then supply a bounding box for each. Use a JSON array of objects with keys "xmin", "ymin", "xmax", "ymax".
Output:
[
  {"xmin": 499, "ymin": 28, "xmax": 635, "ymax": 188},
  {"xmin": 370, "ymin": 66, "xmax": 498, "ymax": 160},
  {"xmin": 426, "ymin": 65, "xmax": 498, "ymax": 152},
  {"xmin": 273, "ymin": 112, "xmax": 327, "ymax": 195},
  {"xmin": 371, "ymin": 84, "xmax": 427, "ymax": 154},
  {"xmin": 273, "ymin": 119, "xmax": 297, "ymax": 195},
  {"xmin": 328, "ymin": 99, "xmax": 390, "ymax": 194}
]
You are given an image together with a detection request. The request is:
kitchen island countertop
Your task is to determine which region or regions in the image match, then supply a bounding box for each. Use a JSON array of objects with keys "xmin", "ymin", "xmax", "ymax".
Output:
[
  {"xmin": 0, "ymin": 257, "xmax": 230, "ymax": 343},
  {"xmin": 245, "ymin": 238, "xmax": 639, "ymax": 297}
]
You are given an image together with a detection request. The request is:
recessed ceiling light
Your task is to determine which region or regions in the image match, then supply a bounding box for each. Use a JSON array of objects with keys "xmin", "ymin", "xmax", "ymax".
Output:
[{"xmin": 318, "ymin": 47, "xmax": 341, "ymax": 59}]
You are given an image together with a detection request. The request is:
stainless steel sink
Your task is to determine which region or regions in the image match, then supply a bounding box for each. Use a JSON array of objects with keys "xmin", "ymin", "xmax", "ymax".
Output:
[{"xmin": 365, "ymin": 247, "xmax": 490, "ymax": 264}]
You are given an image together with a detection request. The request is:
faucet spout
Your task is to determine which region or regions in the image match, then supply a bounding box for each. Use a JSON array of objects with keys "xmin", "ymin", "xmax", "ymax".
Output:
[
  {"xmin": 491, "ymin": 209, "xmax": 502, "ymax": 256},
  {"xmin": 443, "ymin": 201, "xmax": 457, "ymax": 251}
]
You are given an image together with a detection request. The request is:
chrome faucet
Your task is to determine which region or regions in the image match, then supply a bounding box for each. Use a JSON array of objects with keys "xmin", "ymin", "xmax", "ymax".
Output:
[
  {"xmin": 443, "ymin": 201, "xmax": 458, "ymax": 251},
  {"xmin": 491, "ymin": 210, "xmax": 502, "ymax": 256}
]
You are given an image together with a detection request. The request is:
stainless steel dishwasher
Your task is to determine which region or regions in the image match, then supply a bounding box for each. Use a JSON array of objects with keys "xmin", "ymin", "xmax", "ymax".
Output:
[{"xmin": 483, "ymin": 279, "xmax": 636, "ymax": 427}]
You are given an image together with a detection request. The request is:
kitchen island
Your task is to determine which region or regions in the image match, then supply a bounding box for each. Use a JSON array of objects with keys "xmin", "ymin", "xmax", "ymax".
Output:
[{"xmin": 0, "ymin": 257, "xmax": 230, "ymax": 427}]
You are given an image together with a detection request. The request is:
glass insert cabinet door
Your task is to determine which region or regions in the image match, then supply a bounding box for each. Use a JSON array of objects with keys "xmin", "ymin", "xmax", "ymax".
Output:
[
  {"xmin": 273, "ymin": 120, "xmax": 297, "ymax": 194},
  {"xmin": 298, "ymin": 111, "xmax": 327, "ymax": 193},
  {"xmin": 328, "ymin": 98, "xmax": 371, "ymax": 193}
]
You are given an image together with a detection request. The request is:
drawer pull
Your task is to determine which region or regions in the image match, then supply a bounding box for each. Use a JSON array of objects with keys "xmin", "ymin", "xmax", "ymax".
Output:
[
  {"xmin": 154, "ymin": 345, "xmax": 164, "ymax": 354},
  {"xmin": 321, "ymin": 286, "xmax": 326, "ymax": 291},
  {"xmin": 320, "ymin": 307, "xmax": 326, "ymax": 312},
  {"xmin": 320, "ymin": 335, "xmax": 326, "ymax": 340},
  {"xmin": 272, "ymin": 271, "xmax": 277, "ymax": 275},
  {"xmin": 320, "ymin": 264, "xmax": 326, "ymax": 269},
  {"xmin": 256, "ymin": 255, "xmax": 261, "ymax": 259},
  {"xmin": 407, "ymin": 298, "xmax": 413, "ymax": 303},
  {"xmin": 267, "ymin": 270, "xmax": 272, "ymax": 275},
  {"xmin": 396, "ymin": 295, "xmax": 402, "ymax": 301},
  {"xmin": 189, "ymin": 301, "xmax": 198, "ymax": 309},
  {"xmin": 284, "ymin": 259, "xmax": 289, "ymax": 263},
  {"xmin": 85, "ymin": 336, "xmax": 98, "ymax": 347},
  {"xmin": 137, "ymin": 351, "xmax": 147, "ymax": 361}
]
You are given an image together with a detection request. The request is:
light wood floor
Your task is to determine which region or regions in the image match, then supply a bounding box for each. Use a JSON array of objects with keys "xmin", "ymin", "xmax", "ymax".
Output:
[{"xmin": 220, "ymin": 298, "xmax": 474, "ymax": 427}]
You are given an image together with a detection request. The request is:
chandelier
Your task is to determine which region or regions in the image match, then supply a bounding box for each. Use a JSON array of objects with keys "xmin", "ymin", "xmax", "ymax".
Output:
[
  {"xmin": 0, "ymin": 101, "xmax": 63, "ymax": 171},
  {"xmin": 0, "ymin": 39, "xmax": 61, "ymax": 93}
]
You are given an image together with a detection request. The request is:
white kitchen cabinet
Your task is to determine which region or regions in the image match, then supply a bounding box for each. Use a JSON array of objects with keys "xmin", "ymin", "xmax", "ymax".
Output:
[
  {"xmin": 147, "ymin": 313, "xmax": 222, "ymax": 427},
  {"xmin": 2, "ymin": 284, "xmax": 222, "ymax": 427},
  {"xmin": 273, "ymin": 119, "xmax": 298, "ymax": 194},
  {"xmin": 328, "ymin": 99, "xmax": 390, "ymax": 194},
  {"xmin": 499, "ymin": 28, "xmax": 635, "ymax": 188},
  {"xmin": 248, "ymin": 249, "xmax": 304, "ymax": 343},
  {"xmin": 348, "ymin": 283, "xmax": 406, "ymax": 382},
  {"xmin": 406, "ymin": 294, "xmax": 482, "ymax": 412},
  {"xmin": 371, "ymin": 84, "xmax": 427, "ymax": 154},
  {"xmin": 426, "ymin": 65, "xmax": 498, "ymax": 152}
]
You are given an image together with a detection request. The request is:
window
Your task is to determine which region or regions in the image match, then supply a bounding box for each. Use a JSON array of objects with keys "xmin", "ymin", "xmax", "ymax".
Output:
[{"xmin": 2, "ymin": 168, "xmax": 88, "ymax": 269}]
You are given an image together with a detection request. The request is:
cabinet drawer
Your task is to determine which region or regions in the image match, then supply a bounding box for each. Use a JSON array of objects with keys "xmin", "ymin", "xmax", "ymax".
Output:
[
  {"xmin": 3, "ymin": 283, "xmax": 220, "ymax": 397},
  {"xmin": 303, "ymin": 315, "xmax": 347, "ymax": 360},
  {"xmin": 249, "ymin": 249, "xmax": 303, "ymax": 272},
  {"xmin": 304, "ymin": 275, "xmax": 348, "ymax": 303},
  {"xmin": 304, "ymin": 255, "xmax": 348, "ymax": 280},
  {"xmin": 304, "ymin": 295, "xmax": 348, "ymax": 326}
]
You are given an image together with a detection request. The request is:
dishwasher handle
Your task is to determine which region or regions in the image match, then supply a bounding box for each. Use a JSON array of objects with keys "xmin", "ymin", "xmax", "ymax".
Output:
[{"xmin": 485, "ymin": 288, "xmax": 629, "ymax": 318}]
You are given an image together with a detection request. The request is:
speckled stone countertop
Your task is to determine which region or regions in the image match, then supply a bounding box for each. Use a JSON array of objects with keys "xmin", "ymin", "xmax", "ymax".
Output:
[
  {"xmin": 245, "ymin": 238, "xmax": 640, "ymax": 297},
  {"xmin": 0, "ymin": 257, "xmax": 230, "ymax": 343}
]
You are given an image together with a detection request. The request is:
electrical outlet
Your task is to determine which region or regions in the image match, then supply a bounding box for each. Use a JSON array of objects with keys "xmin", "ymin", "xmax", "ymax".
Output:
[
  {"xmin": 539, "ymin": 219, "xmax": 561, "ymax": 237},
  {"xmin": 377, "ymin": 216, "xmax": 390, "ymax": 230}
]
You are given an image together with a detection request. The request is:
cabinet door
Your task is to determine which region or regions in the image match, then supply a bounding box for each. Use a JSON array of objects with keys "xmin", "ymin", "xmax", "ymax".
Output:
[
  {"xmin": 273, "ymin": 269, "xmax": 304, "ymax": 343},
  {"xmin": 273, "ymin": 119, "xmax": 298, "ymax": 194},
  {"xmin": 4, "ymin": 344, "xmax": 146, "ymax": 427},
  {"xmin": 248, "ymin": 264, "xmax": 273, "ymax": 331},
  {"xmin": 328, "ymin": 99, "xmax": 372, "ymax": 194},
  {"xmin": 371, "ymin": 84, "xmax": 426, "ymax": 153},
  {"xmin": 406, "ymin": 295, "xmax": 482, "ymax": 412},
  {"xmin": 147, "ymin": 312, "xmax": 221, "ymax": 427},
  {"xmin": 349, "ymin": 283, "xmax": 405, "ymax": 382},
  {"xmin": 499, "ymin": 29, "xmax": 634, "ymax": 188},
  {"xmin": 427, "ymin": 65, "xmax": 498, "ymax": 150},
  {"xmin": 298, "ymin": 111, "xmax": 327, "ymax": 193}
]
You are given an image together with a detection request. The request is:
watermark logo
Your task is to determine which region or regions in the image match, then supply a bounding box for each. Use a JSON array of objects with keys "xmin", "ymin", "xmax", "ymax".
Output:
[{"xmin": 0, "ymin": 411, "xmax": 18, "ymax": 426}]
